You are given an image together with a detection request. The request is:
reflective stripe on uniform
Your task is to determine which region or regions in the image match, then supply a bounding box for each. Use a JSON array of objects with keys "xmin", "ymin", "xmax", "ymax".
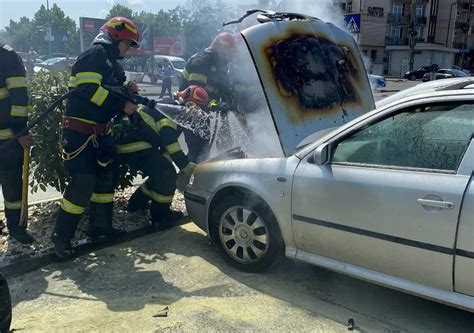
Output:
[
  {"xmin": 182, "ymin": 162, "xmax": 196, "ymax": 175},
  {"xmin": 116, "ymin": 141, "xmax": 152, "ymax": 154},
  {"xmin": 138, "ymin": 110, "xmax": 159, "ymax": 134},
  {"xmin": 156, "ymin": 118, "xmax": 177, "ymax": 131},
  {"xmin": 140, "ymin": 183, "xmax": 173, "ymax": 203},
  {"xmin": 90, "ymin": 192, "xmax": 114, "ymax": 204},
  {"xmin": 188, "ymin": 73, "xmax": 208, "ymax": 84},
  {"xmin": 166, "ymin": 142, "xmax": 182, "ymax": 155},
  {"xmin": 75, "ymin": 72, "xmax": 102, "ymax": 85},
  {"xmin": 60, "ymin": 198, "xmax": 85, "ymax": 215},
  {"xmin": 206, "ymin": 84, "xmax": 217, "ymax": 93},
  {"xmin": 0, "ymin": 87, "xmax": 9, "ymax": 99},
  {"xmin": 5, "ymin": 76, "xmax": 27, "ymax": 89},
  {"xmin": 0, "ymin": 128, "xmax": 14, "ymax": 140},
  {"xmin": 90, "ymin": 86, "xmax": 109, "ymax": 106},
  {"xmin": 182, "ymin": 69, "xmax": 189, "ymax": 80},
  {"xmin": 68, "ymin": 76, "xmax": 78, "ymax": 88},
  {"xmin": 162, "ymin": 152, "xmax": 173, "ymax": 163},
  {"xmin": 11, "ymin": 105, "xmax": 29, "ymax": 117},
  {"xmin": 4, "ymin": 200, "xmax": 21, "ymax": 210}
]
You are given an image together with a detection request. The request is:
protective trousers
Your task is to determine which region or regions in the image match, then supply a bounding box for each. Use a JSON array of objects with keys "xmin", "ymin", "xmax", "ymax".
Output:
[
  {"xmin": 55, "ymin": 164, "xmax": 118, "ymax": 242},
  {"xmin": 0, "ymin": 142, "xmax": 23, "ymax": 230},
  {"xmin": 120, "ymin": 149, "xmax": 176, "ymax": 224}
]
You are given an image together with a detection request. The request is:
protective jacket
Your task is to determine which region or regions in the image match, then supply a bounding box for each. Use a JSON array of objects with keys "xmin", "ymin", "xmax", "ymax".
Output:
[
  {"xmin": 67, "ymin": 43, "xmax": 127, "ymax": 123},
  {"xmin": 115, "ymin": 107, "xmax": 194, "ymax": 175},
  {"xmin": 180, "ymin": 49, "xmax": 230, "ymax": 100},
  {"xmin": 0, "ymin": 44, "xmax": 29, "ymax": 141}
]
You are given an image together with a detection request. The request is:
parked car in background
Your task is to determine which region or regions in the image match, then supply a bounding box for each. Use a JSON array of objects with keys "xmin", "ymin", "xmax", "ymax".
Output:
[
  {"xmin": 422, "ymin": 68, "xmax": 468, "ymax": 82},
  {"xmin": 451, "ymin": 65, "xmax": 470, "ymax": 75},
  {"xmin": 368, "ymin": 74, "xmax": 386, "ymax": 90},
  {"xmin": 34, "ymin": 57, "xmax": 75, "ymax": 73},
  {"xmin": 404, "ymin": 65, "xmax": 432, "ymax": 80},
  {"xmin": 38, "ymin": 53, "xmax": 69, "ymax": 61},
  {"xmin": 150, "ymin": 55, "xmax": 186, "ymax": 85}
]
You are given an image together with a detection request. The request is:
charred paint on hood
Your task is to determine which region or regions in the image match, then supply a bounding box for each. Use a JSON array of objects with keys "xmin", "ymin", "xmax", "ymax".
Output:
[
  {"xmin": 242, "ymin": 19, "xmax": 374, "ymax": 156},
  {"xmin": 260, "ymin": 30, "xmax": 366, "ymax": 124}
]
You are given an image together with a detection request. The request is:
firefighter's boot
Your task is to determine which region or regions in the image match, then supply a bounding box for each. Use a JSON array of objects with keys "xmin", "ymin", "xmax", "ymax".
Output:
[
  {"xmin": 87, "ymin": 202, "xmax": 125, "ymax": 242},
  {"xmin": 149, "ymin": 203, "xmax": 184, "ymax": 232},
  {"xmin": 52, "ymin": 208, "xmax": 80, "ymax": 260},
  {"xmin": 5, "ymin": 209, "xmax": 34, "ymax": 244},
  {"xmin": 127, "ymin": 188, "xmax": 150, "ymax": 212}
]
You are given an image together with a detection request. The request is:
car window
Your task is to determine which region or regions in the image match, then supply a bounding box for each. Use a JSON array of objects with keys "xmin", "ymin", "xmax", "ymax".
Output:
[
  {"xmin": 171, "ymin": 60, "xmax": 185, "ymax": 69},
  {"xmin": 331, "ymin": 103, "xmax": 474, "ymax": 171}
]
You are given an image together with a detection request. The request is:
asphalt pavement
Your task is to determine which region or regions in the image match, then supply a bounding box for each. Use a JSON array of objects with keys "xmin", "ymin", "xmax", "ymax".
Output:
[{"xmin": 9, "ymin": 223, "xmax": 474, "ymax": 332}]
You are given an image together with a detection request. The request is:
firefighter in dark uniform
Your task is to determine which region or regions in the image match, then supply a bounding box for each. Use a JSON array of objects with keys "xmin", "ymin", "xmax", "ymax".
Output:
[
  {"xmin": 51, "ymin": 17, "xmax": 140, "ymax": 259},
  {"xmin": 179, "ymin": 32, "xmax": 236, "ymax": 163},
  {"xmin": 115, "ymin": 85, "xmax": 209, "ymax": 230},
  {"xmin": 0, "ymin": 44, "xmax": 34, "ymax": 244}
]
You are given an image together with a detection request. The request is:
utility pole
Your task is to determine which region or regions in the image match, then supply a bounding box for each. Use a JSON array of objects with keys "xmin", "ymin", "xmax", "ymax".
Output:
[
  {"xmin": 47, "ymin": 0, "xmax": 52, "ymax": 55},
  {"xmin": 408, "ymin": 0, "xmax": 417, "ymax": 72}
]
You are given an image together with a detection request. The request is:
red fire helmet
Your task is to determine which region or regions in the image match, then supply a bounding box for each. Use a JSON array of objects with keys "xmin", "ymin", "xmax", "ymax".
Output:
[{"xmin": 101, "ymin": 17, "xmax": 140, "ymax": 48}]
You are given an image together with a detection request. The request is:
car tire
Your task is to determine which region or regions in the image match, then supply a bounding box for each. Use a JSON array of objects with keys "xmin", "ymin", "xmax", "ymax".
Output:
[
  {"xmin": 409, "ymin": 74, "xmax": 416, "ymax": 81},
  {"xmin": 210, "ymin": 193, "xmax": 283, "ymax": 272}
]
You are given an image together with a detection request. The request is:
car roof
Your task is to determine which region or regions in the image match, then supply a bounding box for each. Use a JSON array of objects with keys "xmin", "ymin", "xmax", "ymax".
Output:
[{"xmin": 376, "ymin": 77, "xmax": 474, "ymax": 108}]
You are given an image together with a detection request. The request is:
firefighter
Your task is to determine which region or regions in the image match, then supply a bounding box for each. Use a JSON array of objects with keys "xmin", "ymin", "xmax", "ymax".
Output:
[
  {"xmin": 51, "ymin": 17, "xmax": 140, "ymax": 260},
  {"xmin": 179, "ymin": 32, "xmax": 236, "ymax": 163},
  {"xmin": 115, "ymin": 85, "xmax": 209, "ymax": 231},
  {"xmin": 0, "ymin": 43, "xmax": 34, "ymax": 244}
]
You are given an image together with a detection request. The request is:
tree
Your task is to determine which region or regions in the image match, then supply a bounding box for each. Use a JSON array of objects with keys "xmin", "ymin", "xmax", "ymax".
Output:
[
  {"xmin": 135, "ymin": 9, "xmax": 182, "ymax": 37},
  {"xmin": 177, "ymin": 1, "xmax": 235, "ymax": 57},
  {"xmin": 106, "ymin": 4, "xmax": 134, "ymax": 20},
  {"xmin": 4, "ymin": 4, "xmax": 79, "ymax": 56},
  {"xmin": 4, "ymin": 17, "xmax": 35, "ymax": 53}
]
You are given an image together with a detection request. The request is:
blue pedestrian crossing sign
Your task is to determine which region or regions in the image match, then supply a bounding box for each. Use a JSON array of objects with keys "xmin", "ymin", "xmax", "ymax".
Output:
[
  {"xmin": 344, "ymin": 14, "xmax": 361, "ymax": 34},
  {"xmin": 62, "ymin": 33, "xmax": 69, "ymax": 42}
]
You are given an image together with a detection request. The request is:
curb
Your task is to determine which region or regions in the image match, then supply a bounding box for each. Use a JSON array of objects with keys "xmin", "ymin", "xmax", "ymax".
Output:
[{"xmin": 0, "ymin": 219, "xmax": 191, "ymax": 278}]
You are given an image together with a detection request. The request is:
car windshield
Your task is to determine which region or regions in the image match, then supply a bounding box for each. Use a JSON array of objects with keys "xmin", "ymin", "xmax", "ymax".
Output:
[
  {"xmin": 453, "ymin": 69, "xmax": 468, "ymax": 77},
  {"xmin": 171, "ymin": 60, "xmax": 185, "ymax": 69}
]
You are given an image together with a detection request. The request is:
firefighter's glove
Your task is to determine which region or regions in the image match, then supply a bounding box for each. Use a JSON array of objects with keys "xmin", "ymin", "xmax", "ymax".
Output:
[{"xmin": 182, "ymin": 162, "xmax": 197, "ymax": 176}]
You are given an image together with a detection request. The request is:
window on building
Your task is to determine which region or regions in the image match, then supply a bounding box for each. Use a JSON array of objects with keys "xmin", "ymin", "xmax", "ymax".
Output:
[
  {"xmin": 392, "ymin": 3, "xmax": 402, "ymax": 15},
  {"xmin": 348, "ymin": 1, "xmax": 352, "ymax": 12},
  {"xmin": 390, "ymin": 27, "xmax": 401, "ymax": 38},
  {"xmin": 415, "ymin": 26, "xmax": 423, "ymax": 40},
  {"xmin": 370, "ymin": 50, "xmax": 377, "ymax": 62},
  {"xmin": 415, "ymin": 5, "xmax": 424, "ymax": 18}
]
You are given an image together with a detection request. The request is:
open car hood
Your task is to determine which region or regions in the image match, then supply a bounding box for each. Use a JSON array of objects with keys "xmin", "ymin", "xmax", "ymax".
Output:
[{"xmin": 240, "ymin": 12, "xmax": 375, "ymax": 156}]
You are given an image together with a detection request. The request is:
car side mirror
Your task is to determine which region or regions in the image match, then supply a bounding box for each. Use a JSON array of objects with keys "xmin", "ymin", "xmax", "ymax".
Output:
[{"xmin": 312, "ymin": 143, "xmax": 331, "ymax": 165}]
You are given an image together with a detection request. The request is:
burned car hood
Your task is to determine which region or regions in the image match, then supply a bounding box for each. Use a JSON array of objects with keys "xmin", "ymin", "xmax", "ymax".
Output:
[{"xmin": 241, "ymin": 15, "xmax": 375, "ymax": 156}]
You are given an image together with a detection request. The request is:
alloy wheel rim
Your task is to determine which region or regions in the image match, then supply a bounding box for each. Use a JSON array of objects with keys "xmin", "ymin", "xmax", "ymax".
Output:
[{"xmin": 218, "ymin": 205, "xmax": 269, "ymax": 264}]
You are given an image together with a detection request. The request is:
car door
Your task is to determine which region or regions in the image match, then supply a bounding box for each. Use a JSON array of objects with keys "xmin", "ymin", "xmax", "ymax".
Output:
[
  {"xmin": 454, "ymin": 143, "xmax": 474, "ymax": 296},
  {"xmin": 292, "ymin": 100, "xmax": 474, "ymax": 291}
]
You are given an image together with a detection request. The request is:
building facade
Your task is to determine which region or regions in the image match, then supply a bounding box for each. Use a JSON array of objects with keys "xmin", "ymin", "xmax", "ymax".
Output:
[{"xmin": 339, "ymin": 0, "xmax": 474, "ymax": 76}]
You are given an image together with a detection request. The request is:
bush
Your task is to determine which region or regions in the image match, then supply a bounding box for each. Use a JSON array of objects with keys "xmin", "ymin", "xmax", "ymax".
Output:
[{"xmin": 29, "ymin": 70, "xmax": 137, "ymax": 193}]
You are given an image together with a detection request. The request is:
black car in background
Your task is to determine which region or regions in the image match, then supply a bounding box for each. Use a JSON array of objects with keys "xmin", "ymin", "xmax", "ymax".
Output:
[{"xmin": 403, "ymin": 65, "xmax": 432, "ymax": 80}]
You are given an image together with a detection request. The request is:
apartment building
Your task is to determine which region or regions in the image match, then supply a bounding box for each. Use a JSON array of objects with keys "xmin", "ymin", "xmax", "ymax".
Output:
[{"xmin": 339, "ymin": 0, "xmax": 474, "ymax": 76}]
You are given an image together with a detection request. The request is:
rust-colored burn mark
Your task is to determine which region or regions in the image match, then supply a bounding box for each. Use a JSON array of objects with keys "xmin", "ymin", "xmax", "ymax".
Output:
[{"xmin": 259, "ymin": 30, "xmax": 367, "ymax": 123}]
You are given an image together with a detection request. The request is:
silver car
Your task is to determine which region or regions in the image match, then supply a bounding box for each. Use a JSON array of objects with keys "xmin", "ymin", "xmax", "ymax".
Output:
[{"xmin": 184, "ymin": 14, "xmax": 474, "ymax": 312}]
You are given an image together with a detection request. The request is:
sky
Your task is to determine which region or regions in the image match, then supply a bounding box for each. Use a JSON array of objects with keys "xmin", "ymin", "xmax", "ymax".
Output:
[{"xmin": 0, "ymin": 0, "xmax": 257, "ymax": 29}]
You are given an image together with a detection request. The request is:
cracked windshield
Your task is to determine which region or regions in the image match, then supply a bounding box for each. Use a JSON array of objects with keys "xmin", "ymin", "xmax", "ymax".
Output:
[{"xmin": 1, "ymin": 0, "xmax": 473, "ymax": 332}]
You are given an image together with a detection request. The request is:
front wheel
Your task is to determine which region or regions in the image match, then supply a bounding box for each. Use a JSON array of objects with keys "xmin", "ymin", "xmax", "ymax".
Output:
[
  {"xmin": 409, "ymin": 74, "xmax": 416, "ymax": 81},
  {"xmin": 210, "ymin": 194, "xmax": 283, "ymax": 272}
]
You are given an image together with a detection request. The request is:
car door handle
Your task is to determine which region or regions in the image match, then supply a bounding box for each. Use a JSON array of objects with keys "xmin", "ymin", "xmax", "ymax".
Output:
[{"xmin": 417, "ymin": 198, "xmax": 454, "ymax": 209}]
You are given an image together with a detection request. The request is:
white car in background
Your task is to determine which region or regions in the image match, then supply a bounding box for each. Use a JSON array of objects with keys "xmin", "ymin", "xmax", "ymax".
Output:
[{"xmin": 184, "ymin": 12, "xmax": 474, "ymax": 312}]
